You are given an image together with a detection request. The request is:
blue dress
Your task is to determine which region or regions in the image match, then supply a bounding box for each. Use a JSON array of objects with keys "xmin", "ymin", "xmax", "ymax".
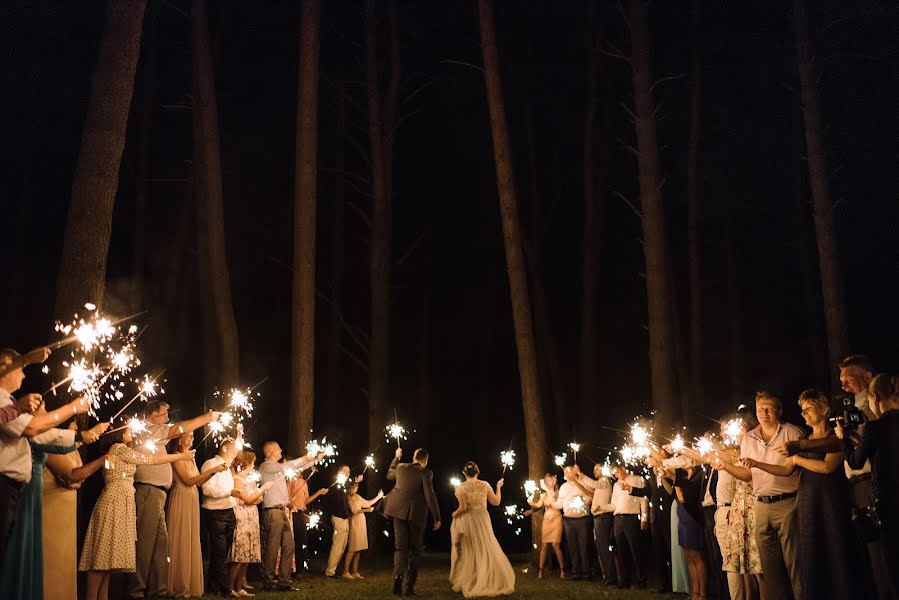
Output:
[{"xmin": 0, "ymin": 442, "xmax": 75, "ymax": 600}]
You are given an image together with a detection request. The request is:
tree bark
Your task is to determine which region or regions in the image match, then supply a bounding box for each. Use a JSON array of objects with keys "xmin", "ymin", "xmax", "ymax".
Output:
[
  {"xmin": 628, "ymin": 0, "xmax": 679, "ymax": 427},
  {"xmin": 686, "ymin": 0, "xmax": 703, "ymax": 412},
  {"xmin": 793, "ymin": 0, "xmax": 849, "ymax": 381},
  {"xmin": 54, "ymin": 0, "xmax": 146, "ymax": 319},
  {"xmin": 192, "ymin": 0, "xmax": 239, "ymax": 386},
  {"xmin": 289, "ymin": 0, "xmax": 320, "ymax": 455},
  {"xmin": 365, "ymin": 0, "xmax": 399, "ymax": 453},
  {"xmin": 477, "ymin": 0, "xmax": 548, "ymax": 482},
  {"xmin": 326, "ymin": 83, "xmax": 348, "ymax": 427}
]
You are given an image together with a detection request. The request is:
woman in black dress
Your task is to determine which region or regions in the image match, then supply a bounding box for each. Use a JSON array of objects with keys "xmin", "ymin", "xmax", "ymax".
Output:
[
  {"xmin": 661, "ymin": 460, "xmax": 706, "ymax": 600},
  {"xmin": 745, "ymin": 389, "xmax": 871, "ymax": 600}
]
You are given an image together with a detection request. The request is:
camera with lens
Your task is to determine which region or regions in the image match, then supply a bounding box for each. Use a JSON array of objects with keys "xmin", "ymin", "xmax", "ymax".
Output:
[{"xmin": 828, "ymin": 394, "xmax": 864, "ymax": 430}]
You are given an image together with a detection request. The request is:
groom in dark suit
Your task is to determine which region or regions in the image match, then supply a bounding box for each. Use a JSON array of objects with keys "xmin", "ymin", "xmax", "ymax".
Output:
[{"xmin": 384, "ymin": 447, "xmax": 441, "ymax": 596}]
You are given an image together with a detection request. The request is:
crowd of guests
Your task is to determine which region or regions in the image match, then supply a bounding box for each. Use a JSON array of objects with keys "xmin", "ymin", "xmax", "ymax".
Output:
[
  {"xmin": 524, "ymin": 354, "xmax": 898, "ymax": 600},
  {"xmin": 1, "ymin": 341, "xmax": 897, "ymax": 600},
  {"xmin": 0, "ymin": 346, "xmax": 386, "ymax": 600}
]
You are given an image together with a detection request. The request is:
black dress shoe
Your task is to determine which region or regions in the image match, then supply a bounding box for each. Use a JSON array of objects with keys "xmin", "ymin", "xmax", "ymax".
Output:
[
  {"xmin": 392, "ymin": 577, "xmax": 404, "ymax": 596},
  {"xmin": 403, "ymin": 590, "xmax": 420, "ymax": 597}
]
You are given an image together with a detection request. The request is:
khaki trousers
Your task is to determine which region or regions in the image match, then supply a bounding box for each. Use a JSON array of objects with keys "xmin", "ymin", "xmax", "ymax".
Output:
[
  {"xmin": 325, "ymin": 516, "xmax": 348, "ymax": 576},
  {"xmin": 261, "ymin": 507, "xmax": 294, "ymax": 586},
  {"xmin": 129, "ymin": 484, "xmax": 169, "ymax": 598},
  {"xmin": 754, "ymin": 496, "xmax": 801, "ymax": 600}
]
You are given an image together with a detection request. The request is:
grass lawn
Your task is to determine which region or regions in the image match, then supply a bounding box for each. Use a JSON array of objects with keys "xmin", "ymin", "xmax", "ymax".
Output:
[{"xmin": 224, "ymin": 554, "xmax": 683, "ymax": 599}]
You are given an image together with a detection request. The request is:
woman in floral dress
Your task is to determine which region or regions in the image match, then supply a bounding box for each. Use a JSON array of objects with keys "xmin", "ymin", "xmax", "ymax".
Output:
[
  {"xmin": 228, "ymin": 450, "xmax": 271, "ymax": 597},
  {"xmin": 79, "ymin": 428, "xmax": 194, "ymax": 600}
]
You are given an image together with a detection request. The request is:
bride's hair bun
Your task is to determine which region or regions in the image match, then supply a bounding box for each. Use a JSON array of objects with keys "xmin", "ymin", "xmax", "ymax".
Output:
[{"xmin": 462, "ymin": 461, "xmax": 480, "ymax": 477}]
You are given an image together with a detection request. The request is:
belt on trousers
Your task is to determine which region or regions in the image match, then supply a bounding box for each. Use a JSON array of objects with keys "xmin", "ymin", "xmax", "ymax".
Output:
[
  {"xmin": 848, "ymin": 473, "xmax": 872, "ymax": 485},
  {"xmin": 756, "ymin": 492, "xmax": 797, "ymax": 504},
  {"xmin": 135, "ymin": 482, "xmax": 168, "ymax": 493},
  {"xmin": 264, "ymin": 505, "xmax": 287, "ymax": 510}
]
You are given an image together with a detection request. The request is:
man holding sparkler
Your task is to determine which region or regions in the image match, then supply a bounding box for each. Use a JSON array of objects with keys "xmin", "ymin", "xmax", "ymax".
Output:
[
  {"xmin": 590, "ymin": 463, "xmax": 619, "ymax": 587},
  {"xmin": 260, "ymin": 441, "xmax": 324, "ymax": 590},
  {"xmin": 0, "ymin": 347, "xmax": 87, "ymax": 566},
  {"xmin": 611, "ymin": 463, "xmax": 648, "ymax": 589},
  {"xmin": 554, "ymin": 465, "xmax": 597, "ymax": 581},
  {"xmin": 200, "ymin": 439, "xmax": 239, "ymax": 596},
  {"xmin": 384, "ymin": 447, "xmax": 441, "ymax": 597},
  {"xmin": 129, "ymin": 400, "xmax": 222, "ymax": 600}
]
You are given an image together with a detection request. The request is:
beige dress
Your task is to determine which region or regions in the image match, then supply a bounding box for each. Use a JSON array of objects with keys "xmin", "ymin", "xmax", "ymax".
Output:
[
  {"xmin": 79, "ymin": 443, "xmax": 146, "ymax": 572},
  {"xmin": 42, "ymin": 451, "xmax": 83, "ymax": 600},
  {"xmin": 166, "ymin": 458, "xmax": 204, "ymax": 597},
  {"xmin": 539, "ymin": 490, "xmax": 563, "ymax": 544},
  {"xmin": 347, "ymin": 494, "xmax": 376, "ymax": 552}
]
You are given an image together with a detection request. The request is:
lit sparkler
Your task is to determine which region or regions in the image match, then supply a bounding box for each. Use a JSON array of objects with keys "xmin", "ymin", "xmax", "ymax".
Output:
[
  {"xmin": 127, "ymin": 417, "xmax": 149, "ymax": 436},
  {"xmin": 523, "ymin": 479, "xmax": 539, "ymax": 498},
  {"xmin": 363, "ymin": 454, "xmax": 376, "ymax": 473},
  {"xmin": 386, "ymin": 422, "xmax": 407, "ymax": 448},
  {"xmin": 246, "ymin": 469, "xmax": 262, "ymax": 484},
  {"xmin": 554, "ymin": 453, "xmax": 566, "ymax": 468},
  {"xmin": 568, "ymin": 442, "xmax": 580, "ymax": 463},
  {"xmin": 142, "ymin": 439, "xmax": 158, "ymax": 454},
  {"xmin": 306, "ymin": 511, "xmax": 322, "ymax": 530},
  {"xmin": 670, "ymin": 433, "xmax": 685, "ymax": 454},
  {"xmin": 450, "ymin": 476, "xmax": 461, "ymax": 488},
  {"xmin": 723, "ymin": 419, "xmax": 744, "ymax": 446},
  {"xmin": 570, "ymin": 495, "xmax": 587, "ymax": 514},
  {"xmin": 600, "ymin": 463, "xmax": 613, "ymax": 478},
  {"xmin": 500, "ymin": 449, "xmax": 516, "ymax": 474},
  {"xmin": 283, "ymin": 466, "xmax": 298, "ymax": 480},
  {"xmin": 695, "ymin": 436, "xmax": 714, "ymax": 456}
]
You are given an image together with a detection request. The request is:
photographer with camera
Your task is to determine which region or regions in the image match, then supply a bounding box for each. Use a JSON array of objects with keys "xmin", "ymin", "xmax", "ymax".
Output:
[{"xmin": 838, "ymin": 374, "xmax": 899, "ymax": 599}]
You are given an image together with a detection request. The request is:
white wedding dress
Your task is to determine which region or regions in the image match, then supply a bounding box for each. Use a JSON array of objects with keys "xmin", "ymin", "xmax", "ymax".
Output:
[{"xmin": 449, "ymin": 480, "xmax": 516, "ymax": 597}]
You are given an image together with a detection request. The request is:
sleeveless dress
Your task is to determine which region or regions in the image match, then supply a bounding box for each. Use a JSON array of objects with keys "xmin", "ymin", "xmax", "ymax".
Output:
[
  {"xmin": 347, "ymin": 493, "xmax": 378, "ymax": 552},
  {"xmin": 449, "ymin": 480, "xmax": 515, "ymax": 597},
  {"xmin": 79, "ymin": 443, "xmax": 147, "ymax": 572},
  {"xmin": 0, "ymin": 443, "xmax": 75, "ymax": 600},
  {"xmin": 721, "ymin": 479, "xmax": 762, "ymax": 574},
  {"xmin": 42, "ymin": 450, "xmax": 83, "ymax": 600},
  {"xmin": 796, "ymin": 444, "xmax": 872, "ymax": 599},
  {"xmin": 539, "ymin": 490, "xmax": 562, "ymax": 544},
  {"xmin": 166, "ymin": 457, "xmax": 204, "ymax": 597},
  {"xmin": 229, "ymin": 475, "xmax": 261, "ymax": 563}
]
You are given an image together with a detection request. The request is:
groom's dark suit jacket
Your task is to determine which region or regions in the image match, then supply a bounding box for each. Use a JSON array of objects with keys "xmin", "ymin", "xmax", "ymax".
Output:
[{"xmin": 383, "ymin": 459, "xmax": 441, "ymax": 526}]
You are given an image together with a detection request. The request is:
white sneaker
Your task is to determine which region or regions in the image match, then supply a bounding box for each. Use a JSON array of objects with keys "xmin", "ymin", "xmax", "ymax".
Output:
[{"xmin": 237, "ymin": 590, "xmax": 255, "ymax": 597}]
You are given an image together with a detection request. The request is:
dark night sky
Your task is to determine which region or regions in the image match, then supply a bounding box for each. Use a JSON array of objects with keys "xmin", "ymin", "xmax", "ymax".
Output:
[{"xmin": 2, "ymin": 0, "xmax": 897, "ymax": 549}]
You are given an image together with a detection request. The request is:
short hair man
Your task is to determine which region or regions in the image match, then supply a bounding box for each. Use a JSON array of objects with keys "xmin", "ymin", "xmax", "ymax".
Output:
[{"xmin": 200, "ymin": 439, "xmax": 238, "ymax": 596}]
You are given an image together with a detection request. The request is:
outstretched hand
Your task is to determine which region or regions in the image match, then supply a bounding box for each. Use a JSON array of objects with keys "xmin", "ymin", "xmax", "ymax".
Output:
[{"xmin": 432, "ymin": 520, "xmax": 441, "ymax": 531}]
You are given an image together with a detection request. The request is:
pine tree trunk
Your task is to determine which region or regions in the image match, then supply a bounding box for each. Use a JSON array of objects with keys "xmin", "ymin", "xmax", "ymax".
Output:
[
  {"xmin": 54, "ymin": 0, "xmax": 146, "ymax": 319},
  {"xmin": 686, "ymin": 0, "xmax": 703, "ymax": 411},
  {"xmin": 289, "ymin": 0, "xmax": 320, "ymax": 455},
  {"xmin": 365, "ymin": 0, "xmax": 398, "ymax": 453},
  {"xmin": 326, "ymin": 83, "xmax": 347, "ymax": 426},
  {"xmin": 581, "ymin": 7, "xmax": 606, "ymax": 423},
  {"xmin": 628, "ymin": 0, "xmax": 679, "ymax": 427},
  {"xmin": 793, "ymin": 0, "xmax": 849, "ymax": 381},
  {"xmin": 192, "ymin": 0, "xmax": 239, "ymax": 386},
  {"xmin": 477, "ymin": 0, "xmax": 548, "ymax": 483}
]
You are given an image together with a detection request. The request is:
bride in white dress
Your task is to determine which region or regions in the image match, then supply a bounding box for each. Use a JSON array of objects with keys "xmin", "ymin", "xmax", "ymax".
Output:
[{"xmin": 449, "ymin": 461, "xmax": 516, "ymax": 597}]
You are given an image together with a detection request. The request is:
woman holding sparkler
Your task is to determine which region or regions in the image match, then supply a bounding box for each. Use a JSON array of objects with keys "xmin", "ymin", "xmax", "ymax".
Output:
[
  {"xmin": 79, "ymin": 426, "xmax": 195, "ymax": 600},
  {"xmin": 449, "ymin": 461, "xmax": 515, "ymax": 597},
  {"xmin": 229, "ymin": 450, "xmax": 273, "ymax": 597},
  {"xmin": 525, "ymin": 473, "xmax": 566, "ymax": 579},
  {"xmin": 166, "ymin": 431, "xmax": 228, "ymax": 598},
  {"xmin": 659, "ymin": 458, "xmax": 707, "ymax": 600},
  {"xmin": 342, "ymin": 481, "xmax": 384, "ymax": 579}
]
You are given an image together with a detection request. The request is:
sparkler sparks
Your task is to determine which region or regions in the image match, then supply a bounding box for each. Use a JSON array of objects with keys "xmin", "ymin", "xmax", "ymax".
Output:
[
  {"xmin": 306, "ymin": 511, "xmax": 322, "ymax": 530},
  {"xmin": 246, "ymin": 470, "xmax": 262, "ymax": 484},
  {"xmin": 500, "ymin": 449, "xmax": 516, "ymax": 473},
  {"xmin": 523, "ymin": 479, "xmax": 538, "ymax": 498},
  {"xmin": 723, "ymin": 419, "xmax": 744, "ymax": 446},
  {"xmin": 695, "ymin": 436, "xmax": 714, "ymax": 456},
  {"xmin": 450, "ymin": 476, "xmax": 461, "ymax": 488},
  {"xmin": 670, "ymin": 433, "xmax": 685, "ymax": 454},
  {"xmin": 386, "ymin": 422, "xmax": 407, "ymax": 446},
  {"xmin": 554, "ymin": 453, "xmax": 567, "ymax": 467},
  {"xmin": 364, "ymin": 454, "xmax": 376, "ymax": 473},
  {"xmin": 283, "ymin": 466, "xmax": 298, "ymax": 480},
  {"xmin": 601, "ymin": 463, "xmax": 613, "ymax": 478},
  {"xmin": 127, "ymin": 417, "xmax": 149, "ymax": 436},
  {"xmin": 305, "ymin": 437, "xmax": 338, "ymax": 466},
  {"xmin": 334, "ymin": 472, "xmax": 348, "ymax": 488},
  {"xmin": 142, "ymin": 439, "xmax": 158, "ymax": 454}
]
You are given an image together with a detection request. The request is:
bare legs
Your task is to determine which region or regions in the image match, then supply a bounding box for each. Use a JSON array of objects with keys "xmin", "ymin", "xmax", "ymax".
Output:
[
  {"xmin": 683, "ymin": 547, "xmax": 707, "ymax": 600},
  {"xmin": 85, "ymin": 571, "xmax": 110, "ymax": 600},
  {"xmin": 537, "ymin": 542, "xmax": 566, "ymax": 578},
  {"xmin": 342, "ymin": 551, "xmax": 363, "ymax": 578}
]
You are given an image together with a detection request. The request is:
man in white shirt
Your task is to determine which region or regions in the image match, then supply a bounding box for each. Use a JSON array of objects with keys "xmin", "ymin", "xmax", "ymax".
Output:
[
  {"xmin": 611, "ymin": 464, "xmax": 647, "ymax": 588},
  {"xmin": 723, "ymin": 392, "xmax": 803, "ymax": 600},
  {"xmin": 590, "ymin": 464, "xmax": 618, "ymax": 586},
  {"xmin": 200, "ymin": 439, "xmax": 238, "ymax": 596},
  {"xmin": 554, "ymin": 465, "xmax": 596, "ymax": 580},
  {"xmin": 129, "ymin": 400, "xmax": 221, "ymax": 600},
  {"xmin": 0, "ymin": 347, "xmax": 88, "ymax": 565},
  {"xmin": 259, "ymin": 441, "xmax": 322, "ymax": 590}
]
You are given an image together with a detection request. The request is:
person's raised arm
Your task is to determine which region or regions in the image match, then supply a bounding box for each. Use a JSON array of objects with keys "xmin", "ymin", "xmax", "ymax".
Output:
[
  {"xmin": 741, "ymin": 456, "xmax": 795, "ymax": 477},
  {"xmin": 54, "ymin": 453, "xmax": 108, "ymax": 485},
  {"xmin": 231, "ymin": 478, "xmax": 272, "ymax": 504},
  {"xmin": 0, "ymin": 347, "xmax": 51, "ymax": 379},
  {"xmin": 362, "ymin": 490, "xmax": 384, "ymax": 509},
  {"xmin": 174, "ymin": 457, "xmax": 224, "ymax": 488},
  {"xmin": 487, "ymin": 479, "xmax": 503, "ymax": 507},
  {"xmin": 793, "ymin": 452, "xmax": 842, "ymax": 475},
  {"xmin": 528, "ymin": 492, "xmax": 544, "ymax": 509},
  {"xmin": 308, "ymin": 487, "xmax": 329, "ymax": 504},
  {"xmin": 147, "ymin": 449, "xmax": 195, "ymax": 466},
  {"xmin": 718, "ymin": 450, "xmax": 752, "ymax": 482},
  {"xmin": 773, "ymin": 434, "xmax": 841, "ymax": 457},
  {"xmin": 387, "ymin": 447, "xmax": 401, "ymax": 481},
  {"xmin": 165, "ymin": 411, "xmax": 220, "ymax": 440},
  {"xmin": 840, "ymin": 422, "xmax": 877, "ymax": 471},
  {"xmin": 22, "ymin": 397, "xmax": 89, "ymax": 437}
]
